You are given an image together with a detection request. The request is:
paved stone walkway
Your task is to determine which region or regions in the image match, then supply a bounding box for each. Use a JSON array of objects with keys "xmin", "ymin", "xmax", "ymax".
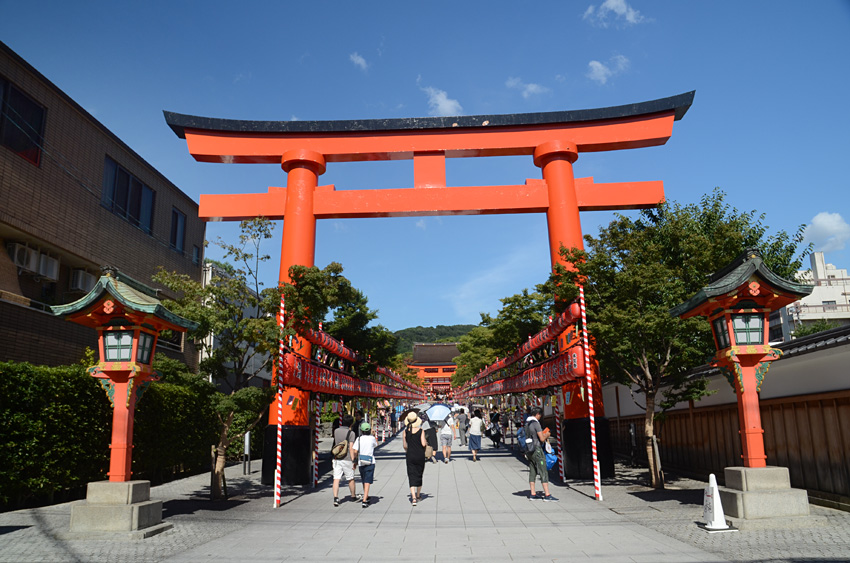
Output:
[{"xmin": 1, "ymin": 431, "xmax": 848, "ymax": 562}]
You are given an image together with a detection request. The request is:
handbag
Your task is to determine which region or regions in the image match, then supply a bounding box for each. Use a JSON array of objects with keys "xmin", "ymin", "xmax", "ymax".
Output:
[
  {"xmin": 424, "ymin": 444, "xmax": 434, "ymax": 459},
  {"xmin": 545, "ymin": 451, "xmax": 558, "ymax": 471},
  {"xmin": 355, "ymin": 437, "xmax": 374, "ymax": 465}
]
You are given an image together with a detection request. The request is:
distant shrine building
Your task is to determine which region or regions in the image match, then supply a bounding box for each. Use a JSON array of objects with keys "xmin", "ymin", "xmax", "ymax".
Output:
[{"xmin": 407, "ymin": 343, "xmax": 459, "ymax": 398}]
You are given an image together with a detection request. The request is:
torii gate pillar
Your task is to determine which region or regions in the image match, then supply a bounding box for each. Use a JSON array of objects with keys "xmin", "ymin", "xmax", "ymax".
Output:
[
  {"xmin": 535, "ymin": 140, "xmax": 582, "ymax": 263},
  {"xmin": 267, "ymin": 150, "xmax": 326, "ymax": 486}
]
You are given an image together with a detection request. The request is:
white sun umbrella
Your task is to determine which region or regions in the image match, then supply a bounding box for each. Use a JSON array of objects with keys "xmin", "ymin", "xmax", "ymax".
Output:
[{"xmin": 425, "ymin": 404, "xmax": 452, "ymax": 423}]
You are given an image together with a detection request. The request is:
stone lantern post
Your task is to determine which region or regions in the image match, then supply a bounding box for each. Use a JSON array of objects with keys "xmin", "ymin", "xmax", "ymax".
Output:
[
  {"xmin": 670, "ymin": 249, "xmax": 817, "ymax": 525},
  {"xmin": 52, "ymin": 266, "xmax": 196, "ymax": 538}
]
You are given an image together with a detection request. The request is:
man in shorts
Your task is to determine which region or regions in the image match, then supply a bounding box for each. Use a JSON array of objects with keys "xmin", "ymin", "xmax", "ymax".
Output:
[
  {"xmin": 439, "ymin": 416, "xmax": 454, "ymax": 463},
  {"xmin": 332, "ymin": 414, "xmax": 359, "ymax": 507},
  {"xmin": 351, "ymin": 422, "xmax": 377, "ymax": 508}
]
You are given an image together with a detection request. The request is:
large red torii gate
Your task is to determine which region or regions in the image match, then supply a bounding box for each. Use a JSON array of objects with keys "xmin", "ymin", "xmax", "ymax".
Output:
[{"xmin": 164, "ymin": 91, "xmax": 694, "ymax": 484}]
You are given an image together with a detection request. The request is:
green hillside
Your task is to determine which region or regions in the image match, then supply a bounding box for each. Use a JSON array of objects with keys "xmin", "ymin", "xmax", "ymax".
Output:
[{"xmin": 394, "ymin": 324, "xmax": 477, "ymax": 355}]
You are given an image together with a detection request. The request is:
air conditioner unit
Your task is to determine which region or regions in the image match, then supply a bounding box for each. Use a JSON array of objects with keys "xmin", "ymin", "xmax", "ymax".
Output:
[
  {"xmin": 38, "ymin": 253, "xmax": 60, "ymax": 282},
  {"xmin": 8, "ymin": 243, "xmax": 39, "ymax": 273},
  {"xmin": 71, "ymin": 269, "xmax": 97, "ymax": 293}
]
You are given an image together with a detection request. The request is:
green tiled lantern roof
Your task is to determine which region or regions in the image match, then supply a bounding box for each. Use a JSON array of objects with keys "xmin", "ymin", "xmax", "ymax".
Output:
[
  {"xmin": 669, "ymin": 248, "xmax": 813, "ymax": 319},
  {"xmin": 51, "ymin": 266, "xmax": 197, "ymax": 331}
]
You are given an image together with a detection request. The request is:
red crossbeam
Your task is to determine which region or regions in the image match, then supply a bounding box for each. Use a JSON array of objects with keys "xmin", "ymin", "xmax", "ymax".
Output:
[{"xmin": 199, "ymin": 178, "xmax": 662, "ymax": 221}]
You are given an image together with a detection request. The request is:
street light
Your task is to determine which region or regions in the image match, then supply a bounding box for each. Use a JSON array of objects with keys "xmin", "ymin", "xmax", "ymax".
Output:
[
  {"xmin": 52, "ymin": 266, "xmax": 196, "ymax": 537},
  {"xmin": 670, "ymin": 249, "xmax": 816, "ymax": 524}
]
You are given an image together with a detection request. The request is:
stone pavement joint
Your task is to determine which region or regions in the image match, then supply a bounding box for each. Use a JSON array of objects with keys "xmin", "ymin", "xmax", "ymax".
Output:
[{"xmin": 1, "ymin": 432, "xmax": 848, "ymax": 562}]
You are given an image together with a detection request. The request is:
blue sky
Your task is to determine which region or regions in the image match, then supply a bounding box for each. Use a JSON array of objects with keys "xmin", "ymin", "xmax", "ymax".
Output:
[{"xmin": 3, "ymin": 1, "xmax": 849, "ymax": 332}]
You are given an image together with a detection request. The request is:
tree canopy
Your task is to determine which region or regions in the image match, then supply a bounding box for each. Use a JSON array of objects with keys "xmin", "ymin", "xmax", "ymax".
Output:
[{"xmin": 547, "ymin": 188, "xmax": 810, "ymax": 487}]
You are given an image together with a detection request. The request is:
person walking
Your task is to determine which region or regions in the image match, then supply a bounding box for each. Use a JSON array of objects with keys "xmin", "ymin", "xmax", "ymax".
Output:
[
  {"xmin": 424, "ymin": 421, "xmax": 439, "ymax": 464},
  {"xmin": 468, "ymin": 409, "xmax": 486, "ymax": 462},
  {"xmin": 439, "ymin": 416, "xmax": 454, "ymax": 463},
  {"xmin": 489, "ymin": 409, "xmax": 502, "ymax": 448},
  {"xmin": 525, "ymin": 407, "xmax": 557, "ymax": 502},
  {"xmin": 351, "ymin": 421, "xmax": 377, "ymax": 508},
  {"xmin": 402, "ymin": 412, "xmax": 427, "ymax": 506},
  {"xmin": 456, "ymin": 409, "xmax": 469, "ymax": 447},
  {"xmin": 331, "ymin": 414, "xmax": 359, "ymax": 507}
]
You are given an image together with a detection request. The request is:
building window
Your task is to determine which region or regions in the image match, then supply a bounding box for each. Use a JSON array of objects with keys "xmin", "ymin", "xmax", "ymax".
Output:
[
  {"xmin": 712, "ymin": 317, "xmax": 730, "ymax": 349},
  {"xmin": 732, "ymin": 314, "xmax": 764, "ymax": 345},
  {"xmin": 136, "ymin": 332, "xmax": 154, "ymax": 364},
  {"xmin": 192, "ymin": 245, "xmax": 201, "ymax": 266},
  {"xmin": 170, "ymin": 208, "xmax": 186, "ymax": 252},
  {"xmin": 823, "ymin": 300, "xmax": 837, "ymax": 311},
  {"xmin": 0, "ymin": 76, "xmax": 45, "ymax": 166},
  {"xmin": 102, "ymin": 156, "xmax": 155, "ymax": 234},
  {"xmin": 104, "ymin": 330, "xmax": 134, "ymax": 361}
]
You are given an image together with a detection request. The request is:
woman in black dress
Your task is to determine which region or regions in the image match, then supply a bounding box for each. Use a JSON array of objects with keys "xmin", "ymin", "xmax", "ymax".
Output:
[{"xmin": 402, "ymin": 412, "xmax": 427, "ymax": 506}]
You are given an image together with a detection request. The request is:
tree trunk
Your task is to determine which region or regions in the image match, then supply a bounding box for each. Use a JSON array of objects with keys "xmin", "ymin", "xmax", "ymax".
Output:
[
  {"xmin": 644, "ymin": 393, "xmax": 664, "ymax": 489},
  {"xmin": 211, "ymin": 411, "xmax": 234, "ymax": 500}
]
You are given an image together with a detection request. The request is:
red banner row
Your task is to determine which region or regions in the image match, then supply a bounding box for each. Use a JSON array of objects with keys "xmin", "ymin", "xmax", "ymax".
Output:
[
  {"xmin": 457, "ymin": 344, "xmax": 584, "ymax": 400},
  {"xmin": 278, "ymin": 353, "xmax": 425, "ymax": 401}
]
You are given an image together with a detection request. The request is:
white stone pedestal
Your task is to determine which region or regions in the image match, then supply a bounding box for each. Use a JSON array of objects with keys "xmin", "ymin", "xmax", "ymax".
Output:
[
  {"xmin": 64, "ymin": 480, "xmax": 172, "ymax": 539},
  {"xmin": 718, "ymin": 467, "xmax": 825, "ymax": 530}
]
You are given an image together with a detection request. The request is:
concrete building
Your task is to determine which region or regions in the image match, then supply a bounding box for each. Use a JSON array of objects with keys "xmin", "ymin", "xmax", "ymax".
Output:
[
  {"xmin": 770, "ymin": 252, "xmax": 850, "ymax": 342},
  {"xmin": 0, "ymin": 41, "xmax": 204, "ymax": 368},
  {"xmin": 199, "ymin": 261, "xmax": 272, "ymax": 390}
]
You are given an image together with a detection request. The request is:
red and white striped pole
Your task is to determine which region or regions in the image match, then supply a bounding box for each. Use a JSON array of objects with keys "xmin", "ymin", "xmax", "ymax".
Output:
[
  {"xmin": 554, "ymin": 392, "xmax": 565, "ymax": 482},
  {"xmin": 274, "ymin": 294, "xmax": 285, "ymax": 508},
  {"xmin": 579, "ymin": 286, "xmax": 602, "ymax": 501},
  {"xmin": 312, "ymin": 395, "xmax": 320, "ymax": 488}
]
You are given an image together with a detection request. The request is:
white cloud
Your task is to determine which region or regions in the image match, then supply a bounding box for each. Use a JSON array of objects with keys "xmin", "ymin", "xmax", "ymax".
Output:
[
  {"xmin": 583, "ymin": 0, "xmax": 645, "ymax": 27},
  {"xmin": 233, "ymin": 72, "xmax": 252, "ymax": 84},
  {"xmin": 349, "ymin": 52, "xmax": 369, "ymax": 71},
  {"xmin": 804, "ymin": 212, "xmax": 850, "ymax": 252},
  {"xmin": 420, "ymin": 85, "xmax": 463, "ymax": 117},
  {"xmin": 505, "ymin": 77, "xmax": 551, "ymax": 99},
  {"xmin": 587, "ymin": 54, "xmax": 629, "ymax": 84},
  {"xmin": 415, "ymin": 219, "xmax": 427, "ymax": 230},
  {"xmin": 445, "ymin": 247, "xmax": 544, "ymax": 322}
]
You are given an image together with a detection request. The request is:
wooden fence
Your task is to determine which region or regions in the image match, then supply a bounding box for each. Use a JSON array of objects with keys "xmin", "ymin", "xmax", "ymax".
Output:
[{"xmin": 609, "ymin": 389, "xmax": 850, "ymax": 508}]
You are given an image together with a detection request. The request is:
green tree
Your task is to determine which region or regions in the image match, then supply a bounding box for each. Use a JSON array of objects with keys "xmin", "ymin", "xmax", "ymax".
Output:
[
  {"xmin": 547, "ymin": 189, "xmax": 809, "ymax": 488},
  {"xmin": 793, "ymin": 319, "xmax": 840, "ymax": 338},
  {"xmin": 451, "ymin": 326, "xmax": 497, "ymax": 387},
  {"xmin": 480, "ymin": 289, "xmax": 552, "ymax": 356},
  {"xmin": 154, "ymin": 218, "xmax": 281, "ymax": 499}
]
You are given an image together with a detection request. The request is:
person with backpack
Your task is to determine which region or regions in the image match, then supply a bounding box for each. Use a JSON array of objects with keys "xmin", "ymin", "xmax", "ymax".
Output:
[
  {"xmin": 331, "ymin": 414, "xmax": 359, "ymax": 507},
  {"xmin": 524, "ymin": 407, "xmax": 558, "ymax": 502},
  {"xmin": 351, "ymin": 422, "xmax": 377, "ymax": 508},
  {"xmin": 468, "ymin": 409, "xmax": 486, "ymax": 462}
]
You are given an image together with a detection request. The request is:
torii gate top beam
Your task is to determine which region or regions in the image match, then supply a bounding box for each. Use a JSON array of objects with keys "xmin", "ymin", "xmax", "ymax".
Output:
[{"xmin": 164, "ymin": 91, "xmax": 694, "ymax": 164}]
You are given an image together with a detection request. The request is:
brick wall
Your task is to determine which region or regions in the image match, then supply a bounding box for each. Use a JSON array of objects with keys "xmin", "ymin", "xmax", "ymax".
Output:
[{"xmin": 1, "ymin": 43, "xmax": 204, "ymax": 369}]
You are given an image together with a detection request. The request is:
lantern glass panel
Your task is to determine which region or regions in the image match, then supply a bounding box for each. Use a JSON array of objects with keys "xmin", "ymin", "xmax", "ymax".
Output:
[
  {"xmin": 104, "ymin": 330, "xmax": 133, "ymax": 361},
  {"xmin": 732, "ymin": 314, "xmax": 764, "ymax": 345},
  {"xmin": 136, "ymin": 332, "xmax": 154, "ymax": 364},
  {"xmin": 712, "ymin": 317, "xmax": 730, "ymax": 349}
]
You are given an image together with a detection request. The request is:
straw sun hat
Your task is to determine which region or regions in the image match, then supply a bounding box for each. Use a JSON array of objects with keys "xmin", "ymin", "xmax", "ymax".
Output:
[{"xmin": 406, "ymin": 411, "xmax": 421, "ymax": 427}]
